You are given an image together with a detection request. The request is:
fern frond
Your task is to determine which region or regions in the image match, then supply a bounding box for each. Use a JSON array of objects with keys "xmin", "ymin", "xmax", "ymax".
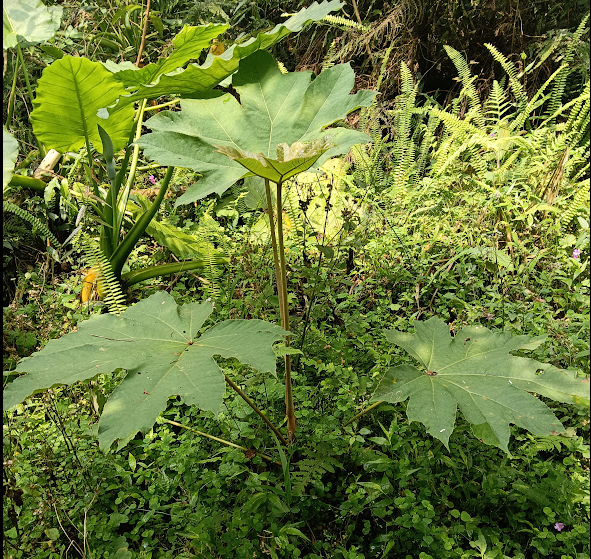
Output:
[
  {"xmin": 444, "ymin": 45, "xmax": 485, "ymax": 128},
  {"xmin": 321, "ymin": 39, "xmax": 338, "ymax": 72},
  {"xmin": 3, "ymin": 201, "xmax": 60, "ymax": 248},
  {"xmin": 485, "ymin": 80, "xmax": 512, "ymax": 127},
  {"xmin": 79, "ymin": 235, "xmax": 127, "ymax": 315},
  {"xmin": 546, "ymin": 13, "xmax": 590, "ymax": 121},
  {"xmin": 484, "ymin": 43, "xmax": 527, "ymax": 109},
  {"xmin": 322, "ymin": 14, "xmax": 369, "ymax": 32},
  {"xmin": 197, "ymin": 213, "xmax": 228, "ymax": 300},
  {"xmin": 560, "ymin": 182, "xmax": 591, "ymax": 229}
]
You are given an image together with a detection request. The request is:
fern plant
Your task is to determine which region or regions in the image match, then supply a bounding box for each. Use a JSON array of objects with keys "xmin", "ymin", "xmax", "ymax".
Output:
[
  {"xmin": 418, "ymin": 38, "xmax": 590, "ymax": 242},
  {"xmin": 3, "ymin": 200, "xmax": 60, "ymax": 249}
]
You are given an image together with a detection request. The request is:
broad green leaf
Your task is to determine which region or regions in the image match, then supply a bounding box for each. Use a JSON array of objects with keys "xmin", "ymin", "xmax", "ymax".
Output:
[
  {"xmin": 30, "ymin": 56, "xmax": 135, "ymax": 154},
  {"xmin": 128, "ymin": 195, "xmax": 229, "ymax": 261},
  {"xmin": 217, "ymin": 138, "xmax": 334, "ymax": 184},
  {"xmin": 109, "ymin": 0, "xmax": 344, "ymax": 108},
  {"xmin": 138, "ymin": 50, "xmax": 376, "ymax": 205},
  {"xmin": 111, "ymin": 24, "xmax": 228, "ymax": 88},
  {"xmin": 3, "ymin": 0, "xmax": 62, "ymax": 49},
  {"xmin": 3, "ymin": 291, "xmax": 286, "ymax": 450},
  {"xmin": 372, "ymin": 318, "xmax": 590, "ymax": 453},
  {"xmin": 3, "ymin": 128, "xmax": 18, "ymax": 190}
]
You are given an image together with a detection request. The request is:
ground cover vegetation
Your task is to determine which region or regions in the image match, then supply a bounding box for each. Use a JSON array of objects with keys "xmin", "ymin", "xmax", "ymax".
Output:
[{"xmin": 3, "ymin": 0, "xmax": 590, "ymax": 557}]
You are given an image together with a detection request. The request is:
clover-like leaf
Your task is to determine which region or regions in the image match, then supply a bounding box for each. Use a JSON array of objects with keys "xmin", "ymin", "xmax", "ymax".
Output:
[
  {"xmin": 30, "ymin": 56, "xmax": 135, "ymax": 154},
  {"xmin": 138, "ymin": 50, "xmax": 376, "ymax": 205},
  {"xmin": 372, "ymin": 318, "xmax": 590, "ymax": 453},
  {"xmin": 3, "ymin": 0, "xmax": 62, "ymax": 49},
  {"xmin": 107, "ymin": 0, "xmax": 344, "ymax": 110},
  {"xmin": 3, "ymin": 128, "xmax": 18, "ymax": 190},
  {"xmin": 3, "ymin": 291, "xmax": 286, "ymax": 450}
]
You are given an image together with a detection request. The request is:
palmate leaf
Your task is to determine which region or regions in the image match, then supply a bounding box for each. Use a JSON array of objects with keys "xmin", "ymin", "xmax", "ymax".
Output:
[
  {"xmin": 3, "ymin": 292, "xmax": 286, "ymax": 450},
  {"xmin": 372, "ymin": 318, "xmax": 590, "ymax": 453},
  {"xmin": 3, "ymin": 0, "xmax": 62, "ymax": 49},
  {"xmin": 216, "ymin": 138, "xmax": 335, "ymax": 184},
  {"xmin": 30, "ymin": 56, "xmax": 135, "ymax": 154},
  {"xmin": 138, "ymin": 50, "xmax": 376, "ymax": 205},
  {"xmin": 108, "ymin": 0, "xmax": 344, "ymax": 109}
]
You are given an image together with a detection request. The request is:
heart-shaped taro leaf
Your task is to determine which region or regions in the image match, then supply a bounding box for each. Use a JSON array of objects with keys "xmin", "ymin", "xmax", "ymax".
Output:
[
  {"xmin": 3, "ymin": 291, "xmax": 286, "ymax": 450},
  {"xmin": 30, "ymin": 56, "xmax": 135, "ymax": 154},
  {"xmin": 372, "ymin": 317, "xmax": 590, "ymax": 453},
  {"xmin": 3, "ymin": 0, "xmax": 62, "ymax": 49}
]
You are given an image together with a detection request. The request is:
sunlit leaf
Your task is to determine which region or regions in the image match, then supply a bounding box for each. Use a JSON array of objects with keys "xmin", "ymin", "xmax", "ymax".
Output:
[
  {"xmin": 108, "ymin": 0, "xmax": 344, "ymax": 109},
  {"xmin": 138, "ymin": 50, "xmax": 376, "ymax": 205},
  {"xmin": 3, "ymin": 0, "xmax": 62, "ymax": 49},
  {"xmin": 4, "ymin": 292, "xmax": 286, "ymax": 450},
  {"xmin": 30, "ymin": 56, "xmax": 135, "ymax": 154},
  {"xmin": 372, "ymin": 318, "xmax": 590, "ymax": 452}
]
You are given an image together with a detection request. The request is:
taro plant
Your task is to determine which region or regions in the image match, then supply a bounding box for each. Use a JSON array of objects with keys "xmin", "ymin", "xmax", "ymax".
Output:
[
  {"xmin": 137, "ymin": 49, "xmax": 377, "ymax": 439},
  {"xmin": 8, "ymin": 2, "xmax": 345, "ymax": 303}
]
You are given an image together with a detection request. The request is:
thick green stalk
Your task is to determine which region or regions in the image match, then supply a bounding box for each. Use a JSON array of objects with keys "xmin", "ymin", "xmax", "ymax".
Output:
[
  {"xmin": 119, "ymin": 256, "xmax": 227, "ymax": 289},
  {"xmin": 275, "ymin": 180, "xmax": 296, "ymax": 442},
  {"xmin": 110, "ymin": 165, "xmax": 174, "ymax": 277},
  {"xmin": 224, "ymin": 375, "xmax": 288, "ymax": 446},
  {"xmin": 264, "ymin": 179, "xmax": 286, "ymax": 320}
]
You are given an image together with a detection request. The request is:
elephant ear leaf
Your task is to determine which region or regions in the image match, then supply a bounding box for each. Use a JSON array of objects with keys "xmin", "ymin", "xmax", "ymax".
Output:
[
  {"xmin": 30, "ymin": 56, "xmax": 135, "ymax": 154},
  {"xmin": 3, "ymin": 0, "xmax": 62, "ymax": 49},
  {"xmin": 372, "ymin": 317, "xmax": 590, "ymax": 453},
  {"xmin": 108, "ymin": 0, "xmax": 345, "ymax": 109},
  {"xmin": 3, "ymin": 128, "xmax": 18, "ymax": 190},
  {"xmin": 138, "ymin": 50, "xmax": 376, "ymax": 206},
  {"xmin": 3, "ymin": 291, "xmax": 286, "ymax": 451}
]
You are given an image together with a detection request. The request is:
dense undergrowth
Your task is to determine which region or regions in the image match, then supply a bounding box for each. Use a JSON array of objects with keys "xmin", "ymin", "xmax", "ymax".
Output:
[{"xmin": 3, "ymin": 0, "xmax": 590, "ymax": 558}]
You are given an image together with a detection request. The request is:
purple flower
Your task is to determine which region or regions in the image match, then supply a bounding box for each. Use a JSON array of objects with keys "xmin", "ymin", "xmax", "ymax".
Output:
[
  {"xmin": 554, "ymin": 522, "xmax": 564, "ymax": 531},
  {"xmin": 572, "ymin": 249, "xmax": 581, "ymax": 259},
  {"xmin": 148, "ymin": 175, "xmax": 156, "ymax": 185}
]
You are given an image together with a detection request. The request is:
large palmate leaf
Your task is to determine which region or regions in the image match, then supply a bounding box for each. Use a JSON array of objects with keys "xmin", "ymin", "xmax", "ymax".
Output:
[
  {"xmin": 372, "ymin": 318, "xmax": 589, "ymax": 453},
  {"xmin": 3, "ymin": 292, "xmax": 285, "ymax": 450},
  {"xmin": 138, "ymin": 50, "xmax": 376, "ymax": 205},
  {"xmin": 108, "ymin": 0, "xmax": 343, "ymax": 109},
  {"xmin": 30, "ymin": 56, "xmax": 135, "ymax": 154},
  {"xmin": 3, "ymin": 0, "xmax": 62, "ymax": 49},
  {"xmin": 3, "ymin": 128, "xmax": 18, "ymax": 190}
]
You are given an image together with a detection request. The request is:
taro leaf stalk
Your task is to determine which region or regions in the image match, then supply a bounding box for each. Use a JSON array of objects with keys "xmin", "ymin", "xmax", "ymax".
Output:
[{"xmin": 137, "ymin": 50, "xmax": 377, "ymax": 440}]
